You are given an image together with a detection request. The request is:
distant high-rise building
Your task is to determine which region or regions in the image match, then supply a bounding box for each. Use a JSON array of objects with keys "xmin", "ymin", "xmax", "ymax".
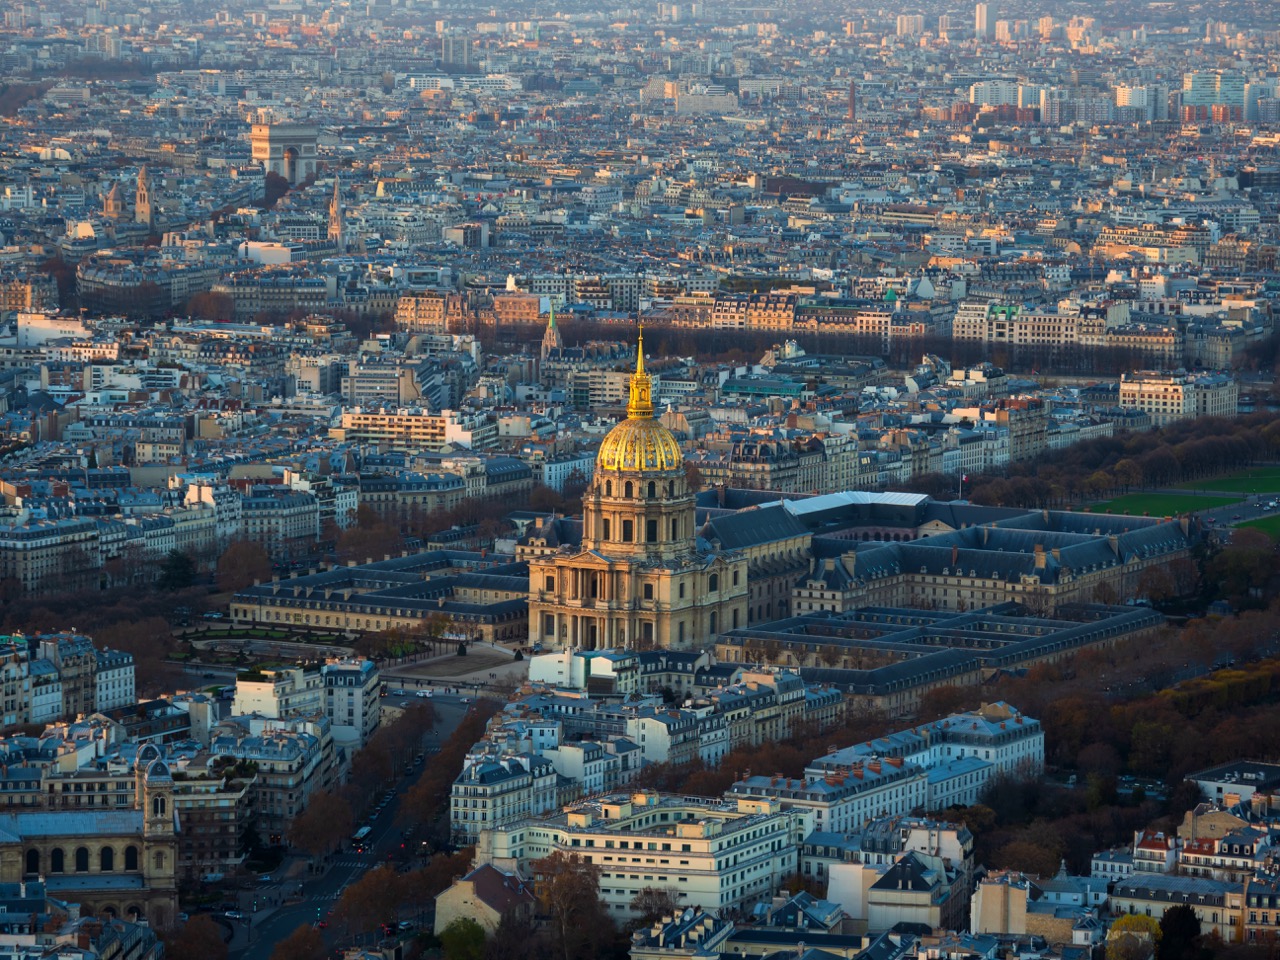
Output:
[
  {"xmin": 970, "ymin": 80, "xmax": 1019, "ymax": 107},
  {"xmin": 974, "ymin": 3, "xmax": 992, "ymax": 40},
  {"xmin": 848, "ymin": 80, "xmax": 857, "ymax": 121},
  {"xmin": 896, "ymin": 14, "xmax": 924, "ymax": 36},
  {"xmin": 441, "ymin": 32, "xmax": 471, "ymax": 68},
  {"xmin": 1038, "ymin": 16, "xmax": 1054, "ymax": 39},
  {"xmin": 1183, "ymin": 71, "xmax": 1245, "ymax": 108}
]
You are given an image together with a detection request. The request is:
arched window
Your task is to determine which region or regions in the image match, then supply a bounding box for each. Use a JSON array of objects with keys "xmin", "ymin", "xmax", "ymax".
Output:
[
  {"xmin": 624, "ymin": 481, "xmax": 633, "ymax": 498},
  {"xmin": 24, "ymin": 849, "xmax": 38, "ymax": 875},
  {"xmin": 75, "ymin": 847, "xmax": 89, "ymax": 873},
  {"xmin": 124, "ymin": 847, "xmax": 138, "ymax": 871},
  {"xmin": 647, "ymin": 482, "xmax": 656, "ymax": 498},
  {"xmin": 152, "ymin": 796, "xmax": 166, "ymax": 818},
  {"xmin": 50, "ymin": 849, "xmax": 64, "ymax": 873},
  {"xmin": 100, "ymin": 847, "xmax": 114, "ymax": 872},
  {"xmin": 709, "ymin": 574, "xmax": 719, "ymax": 592}
]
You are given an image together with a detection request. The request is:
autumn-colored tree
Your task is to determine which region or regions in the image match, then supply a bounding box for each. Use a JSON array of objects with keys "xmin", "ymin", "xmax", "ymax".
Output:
[
  {"xmin": 533, "ymin": 851, "xmax": 612, "ymax": 960},
  {"xmin": 163, "ymin": 914, "xmax": 227, "ymax": 960},
  {"xmin": 627, "ymin": 887, "xmax": 684, "ymax": 931},
  {"xmin": 187, "ymin": 290, "xmax": 235, "ymax": 321},
  {"xmin": 269, "ymin": 924, "xmax": 327, "ymax": 960},
  {"xmin": 92, "ymin": 616, "xmax": 181, "ymax": 695},
  {"xmin": 336, "ymin": 864, "xmax": 404, "ymax": 936},
  {"xmin": 440, "ymin": 917, "xmax": 487, "ymax": 960},
  {"xmin": 406, "ymin": 847, "xmax": 476, "ymax": 903},
  {"xmin": 217, "ymin": 541, "xmax": 274, "ymax": 593},
  {"xmin": 484, "ymin": 909, "xmax": 542, "ymax": 960},
  {"xmin": 1109, "ymin": 914, "xmax": 1161, "ymax": 960},
  {"xmin": 288, "ymin": 790, "xmax": 354, "ymax": 857},
  {"xmin": 994, "ymin": 830, "xmax": 1063, "ymax": 878},
  {"xmin": 1156, "ymin": 904, "xmax": 1201, "ymax": 960}
]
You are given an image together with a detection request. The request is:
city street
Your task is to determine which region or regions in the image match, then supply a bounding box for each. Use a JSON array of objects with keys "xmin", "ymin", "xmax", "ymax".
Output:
[{"xmin": 229, "ymin": 697, "xmax": 470, "ymax": 959}]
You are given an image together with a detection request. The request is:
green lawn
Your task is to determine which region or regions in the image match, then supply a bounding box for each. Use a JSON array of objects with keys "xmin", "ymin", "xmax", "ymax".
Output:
[
  {"xmin": 1240, "ymin": 514, "xmax": 1280, "ymax": 539},
  {"xmin": 1088, "ymin": 493, "xmax": 1240, "ymax": 516},
  {"xmin": 1178, "ymin": 467, "xmax": 1280, "ymax": 494}
]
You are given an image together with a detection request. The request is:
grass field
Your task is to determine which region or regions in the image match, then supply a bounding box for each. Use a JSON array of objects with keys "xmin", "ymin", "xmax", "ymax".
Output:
[
  {"xmin": 1088, "ymin": 493, "xmax": 1240, "ymax": 516},
  {"xmin": 1240, "ymin": 514, "xmax": 1280, "ymax": 539},
  {"xmin": 1178, "ymin": 467, "xmax": 1280, "ymax": 494}
]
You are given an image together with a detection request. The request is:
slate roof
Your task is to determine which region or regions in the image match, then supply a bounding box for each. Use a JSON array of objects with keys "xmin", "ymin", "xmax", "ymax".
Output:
[{"xmin": 459, "ymin": 863, "xmax": 535, "ymax": 914}]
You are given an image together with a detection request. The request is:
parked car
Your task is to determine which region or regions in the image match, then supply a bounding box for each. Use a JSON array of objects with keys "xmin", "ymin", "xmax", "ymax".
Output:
[
  {"xmin": 225, "ymin": 910, "xmax": 245, "ymax": 920},
  {"xmin": 415, "ymin": 690, "xmax": 432, "ymax": 698}
]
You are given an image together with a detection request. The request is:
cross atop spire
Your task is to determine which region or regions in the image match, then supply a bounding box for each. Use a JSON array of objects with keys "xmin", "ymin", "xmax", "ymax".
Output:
[{"xmin": 627, "ymin": 325, "xmax": 652, "ymax": 420}]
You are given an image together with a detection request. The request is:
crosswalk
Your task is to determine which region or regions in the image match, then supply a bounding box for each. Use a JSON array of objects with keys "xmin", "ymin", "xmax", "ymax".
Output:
[{"xmin": 329, "ymin": 856, "xmax": 366, "ymax": 868}]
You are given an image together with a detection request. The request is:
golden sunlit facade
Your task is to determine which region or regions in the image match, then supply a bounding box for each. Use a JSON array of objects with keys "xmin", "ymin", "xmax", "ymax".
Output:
[{"xmin": 527, "ymin": 332, "xmax": 748, "ymax": 651}]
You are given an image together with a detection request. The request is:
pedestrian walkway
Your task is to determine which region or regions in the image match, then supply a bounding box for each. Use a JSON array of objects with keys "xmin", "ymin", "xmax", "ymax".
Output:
[{"xmin": 327, "ymin": 856, "xmax": 366, "ymax": 868}]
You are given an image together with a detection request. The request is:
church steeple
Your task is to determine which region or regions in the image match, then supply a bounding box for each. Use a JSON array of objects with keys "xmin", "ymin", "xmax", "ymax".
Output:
[
  {"xmin": 328, "ymin": 176, "xmax": 346, "ymax": 252},
  {"xmin": 135, "ymin": 166, "xmax": 153, "ymax": 229},
  {"xmin": 104, "ymin": 182, "xmax": 124, "ymax": 220},
  {"xmin": 540, "ymin": 304, "xmax": 562, "ymax": 361}
]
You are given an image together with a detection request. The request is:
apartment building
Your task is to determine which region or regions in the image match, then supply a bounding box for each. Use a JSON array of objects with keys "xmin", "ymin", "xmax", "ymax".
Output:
[
  {"xmin": 451, "ymin": 753, "xmax": 557, "ymax": 845},
  {"xmin": 210, "ymin": 720, "xmax": 334, "ymax": 847},
  {"xmin": 332, "ymin": 407, "xmax": 499, "ymax": 452},
  {"xmin": 727, "ymin": 764, "xmax": 928, "ymax": 836},
  {"xmin": 92, "ymin": 649, "xmax": 135, "ymax": 712},
  {"xmin": 1119, "ymin": 371, "xmax": 1239, "ymax": 427},
  {"xmin": 322, "ymin": 658, "xmax": 380, "ymax": 749},
  {"xmin": 239, "ymin": 489, "xmax": 320, "ymax": 553},
  {"xmin": 233, "ymin": 665, "xmax": 325, "ymax": 719},
  {"xmin": 38, "ymin": 635, "xmax": 97, "ymax": 721},
  {"xmin": 1111, "ymin": 874, "xmax": 1241, "ymax": 942},
  {"xmin": 479, "ymin": 792, "xmax": 805, "ymax": 921}
]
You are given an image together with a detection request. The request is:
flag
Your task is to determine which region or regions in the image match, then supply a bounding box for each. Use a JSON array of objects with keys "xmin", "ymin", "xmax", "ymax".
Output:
[{"xmin": 962, "ymin": 474, "xmax": 968, "ymax": 482}]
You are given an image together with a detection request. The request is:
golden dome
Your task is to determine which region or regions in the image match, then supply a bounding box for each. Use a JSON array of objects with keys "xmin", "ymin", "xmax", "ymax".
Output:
[{"xmin": 596, "ymin": 328, "xmax": 684, "ymax": 474}]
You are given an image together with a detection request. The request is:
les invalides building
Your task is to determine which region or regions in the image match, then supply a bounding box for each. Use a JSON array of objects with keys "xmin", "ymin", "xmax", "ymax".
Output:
[{"xmin": 527, "ymin": 333, "xmax": 748, "ymax": 651}]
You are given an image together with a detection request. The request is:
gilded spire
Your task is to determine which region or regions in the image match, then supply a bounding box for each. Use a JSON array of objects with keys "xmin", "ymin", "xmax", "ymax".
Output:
[{"xmin": 627, "ymin": 326, "xmax": 652, "ymax": 420}]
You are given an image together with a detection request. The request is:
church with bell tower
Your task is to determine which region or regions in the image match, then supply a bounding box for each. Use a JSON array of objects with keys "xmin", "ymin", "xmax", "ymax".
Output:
[{"xmin": 527, "ymin": 330, "xmax": 748, "ymax": 651}]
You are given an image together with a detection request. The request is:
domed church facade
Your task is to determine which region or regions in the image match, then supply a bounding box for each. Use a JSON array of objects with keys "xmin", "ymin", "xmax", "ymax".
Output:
[{"xmin": 527, "ymin": 332, "xmax": 748, "ymax": 651}]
